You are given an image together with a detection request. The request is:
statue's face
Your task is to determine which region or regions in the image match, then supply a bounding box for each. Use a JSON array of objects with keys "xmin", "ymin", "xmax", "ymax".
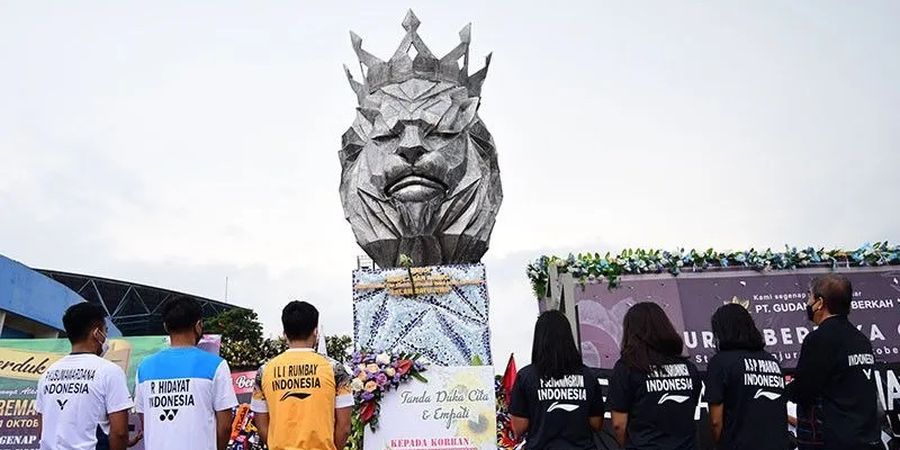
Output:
[
  {"xmin": 339, "ymin": 79, "xmax": 501, "ymax": 268},
  {"xmin": 362, "ymin": 79, "xmax": 474, "ymax": 205}
]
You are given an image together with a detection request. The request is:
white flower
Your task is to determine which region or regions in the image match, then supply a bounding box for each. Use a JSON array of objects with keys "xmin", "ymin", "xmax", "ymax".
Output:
[
  {"xmin": 350, "ymin": 378, "xmax": 365, "ymax": 392},
  {"xmin": 375, "ymin": 352, "xmax": 391, "ymax": 365}
]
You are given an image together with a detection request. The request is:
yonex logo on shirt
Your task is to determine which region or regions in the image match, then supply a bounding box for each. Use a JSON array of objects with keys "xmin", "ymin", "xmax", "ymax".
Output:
[
  {"xmin": 56, "ymin": 399, "xmax": 68, "ymax": 410},
  {"xmin": 159, "ymin": 409, "xmax": 179, "ymax": 421}
]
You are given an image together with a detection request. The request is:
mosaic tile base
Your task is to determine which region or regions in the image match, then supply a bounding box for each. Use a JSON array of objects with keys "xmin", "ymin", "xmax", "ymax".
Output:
[{"xmin": 352, "ymin": 263, "xmax": 492, "ymax": 366}]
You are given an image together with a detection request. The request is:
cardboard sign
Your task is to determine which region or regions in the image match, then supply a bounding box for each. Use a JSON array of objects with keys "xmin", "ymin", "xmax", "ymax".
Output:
[{"xmin": 364, "ymin": 366, "xmax": 496, "ymax": 450}]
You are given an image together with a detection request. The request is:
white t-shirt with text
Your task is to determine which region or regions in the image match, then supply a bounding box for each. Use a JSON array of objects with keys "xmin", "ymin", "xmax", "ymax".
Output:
[
  {"xmin": 35, "ymin": 353, "xmax": 134, "ymax": 450},
  {"xmin": 134, "ymin": 347, "xmax": 237, "ymax": 450}
]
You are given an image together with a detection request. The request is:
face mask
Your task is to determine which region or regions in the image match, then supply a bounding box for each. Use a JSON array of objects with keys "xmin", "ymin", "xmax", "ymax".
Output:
[
  {"xmin": 96, "ymin": 330, "xmax": 110, "ymax": 357},
  {"xmin": 806, "ymin": 299, "xmax": 819, "ymax": 322}
]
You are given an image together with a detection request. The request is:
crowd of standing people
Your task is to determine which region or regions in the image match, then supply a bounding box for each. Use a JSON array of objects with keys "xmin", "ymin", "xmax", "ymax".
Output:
[
  {"xmin": 509, "ymin": 273, "xmax": 885, "ymax": 450},
  {"xmin": 34, "ymin": 297, "xmax": 351, "ymax": 450},
  {"xmin": 31, "ymin": 273, "xmax": 886, "ymax": 450}
]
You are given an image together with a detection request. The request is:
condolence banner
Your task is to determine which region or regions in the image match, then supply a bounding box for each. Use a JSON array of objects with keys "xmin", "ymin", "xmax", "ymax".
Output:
[
  {"xmin": 364, "ymin": 366, "xmax": 496, "ymax": 450},
  {"xmin": 0, "ymin": 337, "xmax": 168, "ymax": 450},
  {"xmin": 576, "ymin": 266, "xmax": 900, "ymax": 370}
]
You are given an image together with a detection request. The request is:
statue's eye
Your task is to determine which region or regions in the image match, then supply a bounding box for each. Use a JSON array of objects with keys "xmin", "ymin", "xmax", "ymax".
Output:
[
  {"xmin": 372, "ymin": 134, "xmax": 397, "ymax": 143},
  {"xmin": 429, "ymin": 131, "xmax": 459, "ymax": 139}
]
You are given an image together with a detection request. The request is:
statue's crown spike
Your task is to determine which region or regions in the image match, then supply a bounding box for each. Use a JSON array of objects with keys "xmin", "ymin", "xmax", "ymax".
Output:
[{"xmin": 345, "ymin": 10, "xmax": 489, "ymax": 96}]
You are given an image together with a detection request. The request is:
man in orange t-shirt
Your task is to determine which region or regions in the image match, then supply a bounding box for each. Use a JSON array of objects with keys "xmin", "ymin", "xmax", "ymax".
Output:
[{"xmin": 251, "ymin": 301, "xmax": 352, "ymax": 450}]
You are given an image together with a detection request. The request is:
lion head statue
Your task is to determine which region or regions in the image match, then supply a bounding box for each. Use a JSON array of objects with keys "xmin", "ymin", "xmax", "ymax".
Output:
[{"xmin": 339, "ymin": 11, "xmax": 502, "ymax": 268}]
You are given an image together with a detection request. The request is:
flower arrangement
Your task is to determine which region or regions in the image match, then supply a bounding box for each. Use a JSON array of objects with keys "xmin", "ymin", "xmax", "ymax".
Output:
[
  {"xmin": 349, "ymin": 351, "xmax": 427, "ymax": 432},
  {"xmin": 527, "ymin": 242, "xmax": 900, "ymax": 297},
  {"xmin": 495, "ymin": 376, "xmax": 518, "ymax": 449}
]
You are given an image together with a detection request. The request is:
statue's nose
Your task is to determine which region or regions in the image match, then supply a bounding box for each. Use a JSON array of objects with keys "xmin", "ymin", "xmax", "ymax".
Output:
[{"xmin": 396, "ymin": 125, "xmax": 427, "ymax": 164}]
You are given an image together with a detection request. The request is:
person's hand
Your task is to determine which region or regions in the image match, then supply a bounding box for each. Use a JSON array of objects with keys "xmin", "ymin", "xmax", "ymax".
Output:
[{"xmin": 128, "ymin": 430, "xmax": 143, "ymax": 447}]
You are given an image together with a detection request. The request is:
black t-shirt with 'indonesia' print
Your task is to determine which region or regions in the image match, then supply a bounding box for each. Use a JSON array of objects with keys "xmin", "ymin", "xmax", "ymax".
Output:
[
  {"xmin": 607, "ymin": 357, "xmax": 702, "ymax": 450},
  {"xmin": 705, "ymin": 349, "xmax": 788, "ymax": 450},
  {"xmin": 509, "ymin": 364, "xmax": 605, "ymax": 450}
]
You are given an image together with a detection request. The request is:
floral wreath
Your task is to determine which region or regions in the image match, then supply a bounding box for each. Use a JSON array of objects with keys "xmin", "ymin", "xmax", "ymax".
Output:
[{"xmin": 349, "ymin": 350, "xmax": 427, "ymax": 436}]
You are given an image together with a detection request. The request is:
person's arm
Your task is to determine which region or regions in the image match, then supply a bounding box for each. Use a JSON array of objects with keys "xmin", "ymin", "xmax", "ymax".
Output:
[
  {"xmin": 105, "ymin": 366, "xmax": 135, "ymax": 450},
  {"xmin": 587, "ymin": 368, "xmax": 605, "ymax": 432},
  {"xmin": 507, "ymin": 370, "xmax": 530, "ymax": 439},
  {"xmin": 108, "ymin": 410, "xmax": 130, "ymax": 450},
  {"xmin": 130, "ymin": 370, "xmax": 144, "ymax": 448},
  {"xmin": 704, "ymin": 357, "xmax": 726, "ymax": 444},
  {"xmin": 589, "ymin": 416, "xmax": 603, "ymax": 432},
  {"xmin": 249, "ymin": 366, "xmax": 269, "ymax": 445},
  {"xmin": 128, "ymin": 414, "xmax": 143, "ymax": 448},
  {"xmin": 334, "ymin": 406, "xmax": 351, "ymax": 449},
  {"xmin": 709, "ymin": 403, "xmax": 724, "ymax": 443},
  {"xmin": 332, "ymin": 360, "xmax": 353, "ymax": 449},
  {"xmin": 211, "ymin": 361, "xmax": 239, "ymax": 450},
  {"xmin": 254, "ymin": 413, "xmax": 269, "ymax": 444},
  {"xmin": 606, "ymin": 361, "xmax": 633, "ymax": 447},
  {"xmin": 786, "ymin": 333, "xmax": 833, "ymax": 405},
  {"xmin": 215, "ymin": 410, "xmax": 233, "ymax": 450},
  {"xmin": 511, "ymin": 416, "xmax": 530, "ymax": 436},
  {"xmin": 611, "ymin": 411, "xmax": 628, "ymax": 446}
]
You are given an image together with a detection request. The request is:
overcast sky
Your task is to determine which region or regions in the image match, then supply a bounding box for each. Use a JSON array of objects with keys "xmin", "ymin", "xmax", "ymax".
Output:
[{"xmin": 1, "ymin": 1, "xmax": 898, "ymax": 365}]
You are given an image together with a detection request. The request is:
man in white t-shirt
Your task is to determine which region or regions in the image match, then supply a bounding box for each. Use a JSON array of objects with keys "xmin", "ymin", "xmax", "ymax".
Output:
[
  {"xmin": 134, "ymin": 296, "xmax": 238, "ymax": 450},
  {"xmin": 36, "ymin": 303, "xmax": 133, "ymax": 450}
]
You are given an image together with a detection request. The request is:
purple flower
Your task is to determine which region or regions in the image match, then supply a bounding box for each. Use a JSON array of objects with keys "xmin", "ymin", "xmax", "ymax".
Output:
[
  {"xmin": 375, "ymin": 373, "xmax": 388, "ymax": 385},
  {"xmin": 361, "ymin": 391, "xmax": 374, "ymax": 402}
]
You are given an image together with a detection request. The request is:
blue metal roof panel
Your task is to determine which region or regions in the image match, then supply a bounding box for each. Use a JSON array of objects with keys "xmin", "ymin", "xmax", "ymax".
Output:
[{"xmin": 0, "ymin": 254, "xmax": 121, "ymax": 336}]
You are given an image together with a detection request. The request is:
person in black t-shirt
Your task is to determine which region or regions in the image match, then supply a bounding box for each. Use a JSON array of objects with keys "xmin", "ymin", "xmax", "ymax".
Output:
[
  {"xmin": 608, "ymin": 302, "xmax": 701, "ymax": 450},
  {"xmin": 786, "ymin": 273, "xmax": 883, "ymax": 450},
  {"xmin": 706, "ymin": 303, "xmax": 788, "ymax": 450},
  {"xmin": 509, "ymin": 310, "xmax": 605, "ymax": 450}
]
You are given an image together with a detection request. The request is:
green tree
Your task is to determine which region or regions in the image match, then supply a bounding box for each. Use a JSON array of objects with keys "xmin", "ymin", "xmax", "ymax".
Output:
[
  {"xmin": 325, "ymin": 334, "xmax": 353, "ymax": 362},
  {"xmin": 204, "ymin": 309, "xmax": 283, "ymax": 369}
]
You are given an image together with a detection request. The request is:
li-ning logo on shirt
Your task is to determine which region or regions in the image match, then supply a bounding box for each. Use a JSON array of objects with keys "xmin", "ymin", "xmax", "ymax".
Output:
[
  {"xmin": 56, "ymin": 399, "xmax": 68, "ymax": 410},
  {"xmin": 159, "ymin": 409, "xmax": 179, "ymax": 421},
  {"xmin": 658, "ymin": 393, "xmax": 690, "ymax": 405},
  {"xmin": 753, "ymin": 389, "xmax": 782, "ymax": 400},
  {"xmin": 546, "ymin": 402, "xmax": 580, "ymax": 413},
  {"xmin": 279, "ymin": 392, "xmax": 311, "ymax": 402}
]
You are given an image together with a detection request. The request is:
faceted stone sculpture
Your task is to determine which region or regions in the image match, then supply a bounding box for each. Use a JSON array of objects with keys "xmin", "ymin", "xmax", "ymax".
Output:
[{"xmin": 339, "ymin": 10, "xmax": 502, "ymax": 268}]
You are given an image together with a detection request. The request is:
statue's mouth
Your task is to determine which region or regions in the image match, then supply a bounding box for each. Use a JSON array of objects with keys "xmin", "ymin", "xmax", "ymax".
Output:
[{"xmin": 386, "ymin": 175, "xmax": 447, "ymax": 201}]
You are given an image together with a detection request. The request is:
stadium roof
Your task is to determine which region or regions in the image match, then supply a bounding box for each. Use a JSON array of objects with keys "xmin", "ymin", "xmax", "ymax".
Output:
[
  {"xmin": 0, "ymin": 254, "xmax": 121, "ymax": 336},
  {"xmin": 37, "ymin": 269, "xmax": 246, "ymax": 336}
]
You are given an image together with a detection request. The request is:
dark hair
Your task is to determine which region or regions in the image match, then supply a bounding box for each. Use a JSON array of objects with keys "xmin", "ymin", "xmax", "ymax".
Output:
[
  {"xmin": 811, "ymin": 273, "xmax": 852, "ymax": 316},
  {"xmin": 282, "ymin": 301, "xmax": 318, "ymax": 341},
  {"xmin": 620, "ymin": 302, "xmax": 684, "ymax": 372},
  {"xmin": 711, "ymin": 304, "xmax": 765, "ymax": 352},
  {"xmin": 62, "ymin": 303, "xmax": 106, "ymax": 344},
  {"xmin": 162, "ymin": 296, "xmax": 203, "ymax": 333},
  {"xmin": 531, "ymin": 311, "xmax": 583, "ymax": 378}
]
